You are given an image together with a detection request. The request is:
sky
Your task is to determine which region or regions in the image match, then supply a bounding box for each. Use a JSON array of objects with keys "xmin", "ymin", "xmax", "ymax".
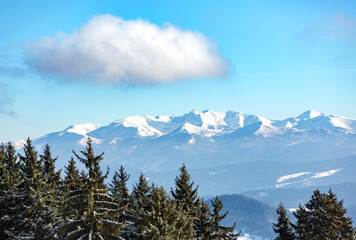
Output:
[{"xmin": 0, "ymin": 0, "xmax": 356, "ymax": 142}]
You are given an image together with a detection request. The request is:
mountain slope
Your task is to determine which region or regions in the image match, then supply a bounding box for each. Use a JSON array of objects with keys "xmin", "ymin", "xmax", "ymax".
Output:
[
  {"xmin": 207, "ymin": 194, "xmax": 277, "ymax": 239},
  {"xmin": 13, "ymin": 109, "xmax": 356, "ymax": 196}
]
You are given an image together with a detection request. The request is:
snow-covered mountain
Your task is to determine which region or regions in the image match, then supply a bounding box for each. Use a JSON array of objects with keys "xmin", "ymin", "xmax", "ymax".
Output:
[{"xmin": 14, "ymin": 109, "xmax": 356, "ymax": 197}]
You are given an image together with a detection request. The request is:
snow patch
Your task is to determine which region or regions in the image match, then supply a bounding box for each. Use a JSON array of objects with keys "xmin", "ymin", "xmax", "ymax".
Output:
[
  {"xmin": 208, "ymin": 168, "xmax": 228, "ymax": 175},
  {"xmin": 146, "ymin": 115, "xmax": 171, "ymax": 123},
  {"xmin": 109, "ymin": 138, "xmax": 122, "ymax": 144},
  {"xmin": 297, "ymin": 110, "xmax": 322, "ymax": 119},
  {"xmin": 78, "ymin": 137, "xmax": 103, "ymax": 146},
  {"xmin": 13, "ymin": 139, "xmax": 26, "ymax": 150},
  {"xmin": 275, "ymin": 169, "xmax": 342, "ymax": 188},
  {"xmin": 66, "ymin": 123, "xmax": 101, "ymax": 136},
  {"xmin": 180, "ymin": 122, "xmax": 224, "ymax": 137},
  {"xmin": 285, "ymin": 121, "xmax": 293, "ymax": 128},
  {"xmin": 121, "ymin": 116, "xmax": 162, "ymax": 137},
  {"xmin": 238, "ymin": 234, "xmax": 265, "ymax": 240},
  {"xmin": 312, "ymin": 169, "xmax": 341, "ymax": 179},
  {"xmin": 255, "ymin": 124, "xmax": 282, "ymax": 138},
  {"xmin": 277, "ymin": 172, "xmax": 311, "ymax": 183},
  {"xmin": 330, "ymin": 117, "xmax": 353, "ymax": 131}
]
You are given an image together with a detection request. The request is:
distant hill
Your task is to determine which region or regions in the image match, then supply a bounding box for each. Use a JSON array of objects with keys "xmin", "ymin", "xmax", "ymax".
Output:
[
  {"xmin": 207, "ymin": 194, "xmax": 277, "ymax": 239},
  {"xmin": 242, "ymin": 182, "xmax": 356, "ymax": 209},
  {"xmin": 242, "ymin": 182, "xmax": 356, "ymax": 228}
]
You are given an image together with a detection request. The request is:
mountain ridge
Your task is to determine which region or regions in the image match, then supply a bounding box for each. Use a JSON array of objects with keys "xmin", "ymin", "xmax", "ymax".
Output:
[
  {"xmin": 12, "ymin": 109, "xmax": 356, "ymax": 197},
  {"xmin": 15, "ymin": 109, "xmax": 356, "ymax": 148}
]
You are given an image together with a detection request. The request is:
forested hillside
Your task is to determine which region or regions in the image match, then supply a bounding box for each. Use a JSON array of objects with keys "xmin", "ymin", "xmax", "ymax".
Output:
[
  {"xmin": 208, "ymin": 194, "xmax": 277, "ymax": 238},
  {"xmin": 1, "ymin": 138, "xmax": 355, "ymax": 239},
  {"xmin": 0, "ymin": 138, "xmax": 238, "ymax": 239}
]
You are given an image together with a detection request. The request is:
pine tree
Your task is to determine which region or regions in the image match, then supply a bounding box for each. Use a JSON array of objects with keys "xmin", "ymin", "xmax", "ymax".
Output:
[
  {"xmin": 0, "ymin": 144, "xmax": 6, "ymax": 224},
  {"xmin": 273, "ymin": 203, "xmax": 295, "ymax": 240},
  {"xmin": 110, "ymin": 165, "xmax": 130, "ymax": 207},
  {"xmin": 0, "ymin": 143, "xmax": 10, "ymax": 239},
  {"xmin": 210, "ymin": 196, "xmax": 239, "ymax": 240},
  {"xmin": 63, "ymin": 157, "xmax": 80, "ymax": 190},
  {"xmin": 41, "ymin": 144, "xmax": 61, "ymax": 186},
  {"xmin": 0, "ymin": 143, "xmax": 22, "ymax": 239},
  {"xmin": 57, "ymin": 157, "xmax": 81, "ymax": 236},
  {"xmin": 110, "ymin": 165, "xmax": 131, "ymax": 239},
  {"xmin": 135, "ymin": 185, "xmax": 184, "ymax": 239},
  {"xmin": 294, "ymin": 189, "xmax": 355, "ymax": 239},
  {"xmin": 171, "ymin": 164, "xmax": 199, "ymax": 238},
  {"xmin": 195, "ymin": 199, "xmax": 214, "ymax": 239},
  {"xmin": 13, "ymin": 138, "xmax": 58, "ymax": 239},
  {"xmin": 130, "ymin": 173, "xmax": 152, "ymax": 239},
  {"xmin": 60, "ymin": 138, "xmax": 124, "ymax": 240}
]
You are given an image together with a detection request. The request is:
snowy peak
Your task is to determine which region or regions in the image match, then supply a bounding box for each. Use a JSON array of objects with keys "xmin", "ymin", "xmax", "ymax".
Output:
[
  {"xmin": 224, "ymin": 111, "xmax": 270, "ymax": 129},
  {"xmin": 273, "ymin": 111, "xmax": 356, "ymax": 132},
  {"xmin": 64, "ymin": 123, "xmax": 101, "ymax": 136},
  {"xmin": 120, "ymin": 116, "xmax": 162, "ymax": 137},
  {"xmin": 27, "ymin": 110, "xmax": 356, "ymax": 148},
  {"xmin": 60, "ymin": 110, "xmax": 356, "ymax": 140},
  {"xmin": 89, "ymin": 116, "xmax": 162, "ymax": 139},
  {"xmin": 297, "ymin": 110, "xmax": 323, "ymax": 120}
]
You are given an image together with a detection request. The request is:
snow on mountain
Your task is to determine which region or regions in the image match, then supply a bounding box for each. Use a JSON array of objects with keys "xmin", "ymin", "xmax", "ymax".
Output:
[
  {"xmin": 63, "ymin": 123, "xmax": 101, "ymax": 136},
  {"xmin": 272, "ymin": 110, "xmax": 356, "ymax": 132},
  {"xmin": 34, "ymin": 110, "xmax": 354, "ymax": 146},
  {"xmin": 277, "ymin": 172, "xmax": 311, "ymax": 183},
  {"xmin": 296, "ymin": 109, "xmax": 323, "ymax": 119},
  {"xmin": 275, "ymin": 168, "xmax": 342, "ymax": 188},
  {"xmin": 224, "ymin": 111, "xmax": 268, "ymax": 129},
  {"xmin": 89, "ymin": 116, "xmax": 162, "ymax": 139},
  {"xmin": 312, "ymin": 169, "xmax": 341, "ymax": 179},
  {"xmin": 15, "ymin": 109, "xmax": 356, "ymax": 197}
]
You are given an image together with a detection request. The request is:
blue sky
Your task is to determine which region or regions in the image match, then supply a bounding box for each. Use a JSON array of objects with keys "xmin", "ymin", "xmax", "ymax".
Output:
[{"xmin": 1, "ymin": 0, "xmax": 356, "ymax": 142}]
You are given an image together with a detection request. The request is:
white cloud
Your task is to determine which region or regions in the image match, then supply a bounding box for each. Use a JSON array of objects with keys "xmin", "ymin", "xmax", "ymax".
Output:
[{"xmin": 24, "ymin": 15, "xmax": 228, "ymax": 85}]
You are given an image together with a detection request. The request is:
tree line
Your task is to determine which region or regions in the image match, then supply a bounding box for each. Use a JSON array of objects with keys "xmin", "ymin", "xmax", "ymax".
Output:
[
  {"xmin": 1, "ymin": 137, "xmax": 355, "ymax": 239},
  {"xmin": 0, "ymin": 138, "xmax": 238, "ymax": 240}
]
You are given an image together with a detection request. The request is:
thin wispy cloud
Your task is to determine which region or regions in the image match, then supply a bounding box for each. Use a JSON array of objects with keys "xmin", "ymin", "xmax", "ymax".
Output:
[
  {"xmin": 24, "ymin": 15, "xmax": 228, "ymax": 85},
  {"xmin": 0, "ymin": 53, "xmax": 28, "ymax": 78},
  {"xmin": 239, "ymin": 69, "xmax": 356, "ymax": 78},
  {"xmin": 297, "ymin": 14, "xmax": 356, "ymax": 43},
  {"xmin": 0, "ymin": 83, "xmax": 16, "ymax": 117}
]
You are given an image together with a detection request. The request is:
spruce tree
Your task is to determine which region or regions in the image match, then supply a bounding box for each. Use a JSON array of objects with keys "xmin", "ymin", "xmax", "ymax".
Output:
[
  {"xmin": 14, "ymin": 138, "xmax": 58, "ymax": 239},
  {"xmin": 195, "ymin": 199, "xmax": 214, "ymax": 239},
  {"xmin": 171, "ymin": 164, "xmax": 199, "ymax": 238},
  {"xmin": 110, "ymin": 165, "xmax": 130, "ymax": 207},
  {"xmin": 63, "ymin": 157, "xmax": 80, "ymax": 190},
  {"xmin": 0, "ymin": 143, "xmax": 22, "ymax": 239},
  {"xmin": 60, "ymin": 138, "xmax": 124, "ymax": 240},
  {"xmin": 41, "ymin": 144, "xmax": 61, "ymax": 185},
  {"xmin": 210, "ymin": 196, "xmax": 239, "ymax": 240},
  {"xmin": 294, "ymin": 189, "xmax": 355, "ymax": 239},
  {"xmin": 110, "ymin": 165, "xmax": 131, "ymax": 238},
  {"xmin": 0, "ymin": 144, "xmax": 6, "ymax": 236},
  {"xmin": 135, "ymin": 185, "xmax": 184, "ymax": 239},
  {"xmin": 273, "ymin": 203, "xmax": 295, "ymax": 240},
  {"xmin": 58, "ymin": 158, "xmax": 81, "ymax": 233},
  {"xmin": 131, "ymin": 173, "xmax": 152, "ymax": 239},
  {"xmin": 0, "ymin": 143, "xmax": 11, "ymax": 239}
]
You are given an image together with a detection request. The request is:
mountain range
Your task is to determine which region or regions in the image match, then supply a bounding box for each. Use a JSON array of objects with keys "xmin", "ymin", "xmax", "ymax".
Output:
[{"xmin": 14, "ymin": 109, "xmax": 356, "ymax": 211}]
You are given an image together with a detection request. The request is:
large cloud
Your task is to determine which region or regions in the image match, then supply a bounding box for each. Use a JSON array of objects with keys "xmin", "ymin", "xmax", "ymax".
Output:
[{"xmin": 24, "ymin": 15, "xmax": 228, "ymax": 85}]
